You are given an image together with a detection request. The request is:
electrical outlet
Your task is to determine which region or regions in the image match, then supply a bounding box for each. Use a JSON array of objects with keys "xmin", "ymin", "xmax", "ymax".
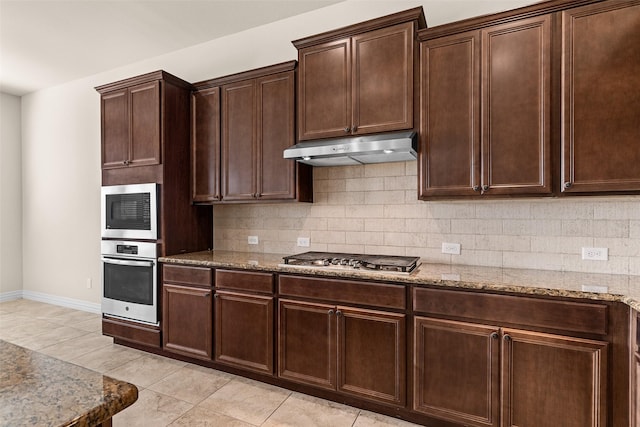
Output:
[
  {"xmin": 581, "ymin": 284, "xmax": 608, "ymax": 293},
  {"xmin": 248, "ymin": 236, "xmax": 259, "ymax": 245},
  {"xmin": 442, "ymin": 242, "xmax": 461, "ymax": 255},
  {"xmin": 581, "ymin": 247, "xmax": 608, "ymax": 261},
  {"xmin": 86, "ymin": 278, "xmax": 92, "ymax": 289},
  {"xmin": 297, "ymin": 237, "xmax": 310, "ymax": 247}
]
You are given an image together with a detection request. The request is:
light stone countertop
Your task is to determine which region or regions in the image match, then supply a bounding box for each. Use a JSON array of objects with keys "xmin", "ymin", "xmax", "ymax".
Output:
[
  {"xmin": 160, "ymin": 250, "xmax": 640, "ymax": 311},
  {"xmin": 0, "ymin": 340, "xmax": 138, "ymax": 427}
]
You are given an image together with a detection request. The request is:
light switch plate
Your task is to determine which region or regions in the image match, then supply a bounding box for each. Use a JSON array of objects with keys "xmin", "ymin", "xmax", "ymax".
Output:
[
  {"xmin": 442, "ymin": 242, "xmax": 461, "ymax": 255},
  {"xmin": 297, "ymin": 237, "xmax": 310, "ymax": 247}
]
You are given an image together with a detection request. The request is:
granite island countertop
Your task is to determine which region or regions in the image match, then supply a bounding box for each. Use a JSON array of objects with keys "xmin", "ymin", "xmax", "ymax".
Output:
[
  {"xmin": 0, "ymin": 340, "xmax": 138, "ymax": 427},
  {"xmin": 160, "ymin": 250, "xmax": 640, "ymax": 311}
]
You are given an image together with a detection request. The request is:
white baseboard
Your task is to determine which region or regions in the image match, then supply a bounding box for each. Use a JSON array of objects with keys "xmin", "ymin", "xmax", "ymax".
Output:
[
  {"xmin": 0, "ymin": 290, "xmax": 101, "ymax": 314},
  {"xmin": 0, "ymin": 290, "xmax": 23, "ymax": 303}
]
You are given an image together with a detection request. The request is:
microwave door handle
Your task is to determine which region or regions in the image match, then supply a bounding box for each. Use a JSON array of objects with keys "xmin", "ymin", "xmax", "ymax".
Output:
[{"xmin": 101, "ymin": 257, "xmax": 155, "ymax": 268}]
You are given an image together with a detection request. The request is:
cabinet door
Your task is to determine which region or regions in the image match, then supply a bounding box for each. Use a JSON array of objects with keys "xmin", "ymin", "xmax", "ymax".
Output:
[
  {"xmin": 419, "ymin": 31, "xmax": 481, "ymax": 198},
  {"xmin": 352, "ymin": 22, "xmax": 414, "ymax": 135},
  {"xmin": 561, "ymin": 1, "xmax": 640, "ymax": 193},
  {"xmin": 101, "ymin": 89, "xmax": 129, "ymax": 169},
  {"xmin": 337, "ymin": 307, "xmax": 406, "ymax": 406},
  {"xmin": 481, "ymin": 15, "xmax": 551, "ymax": 195},
  {"xmin": 297, "ymin": 39, "xmax": 351, "ymax": 140},
  {"xmin": 162, "ymin": 284, "xmax": 212, "ymax": 360},
  {"xmin": 278, "ymin": 299, "xmax": 336, "ymax": 390},
  {"xmin": 129, "ymin": 81, "xmax": 161, "ymax": 167},
  {"xmin": 191, "ymin": 88, "xmax": 221, "ymax": 202},
  {"xmin": 256, "ymin": 71, "xmax": 296, "ymax": 200},
  {"xmin": 214, "ymin": 291, "xmax": 274, "ymax": 375},
  {"xmin": 414, "ymin": 317, "xmax": 499, "ymax": 427},
  {"xmin": 635, "ymin": 352, "xmax": 640, "ymax": 427},
  {"xmin": 501, "ymin": 329, "xmax": 607, "ymax": 427},
  {"xmin": 221, "ymin": 80, "xmax": 256, "ymax": 201}
]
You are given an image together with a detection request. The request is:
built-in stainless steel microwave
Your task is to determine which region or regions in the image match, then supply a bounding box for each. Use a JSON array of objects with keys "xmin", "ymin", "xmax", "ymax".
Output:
[{"xmin": 101, "ymin": 183, "xmax": 158, "ymax": 240}]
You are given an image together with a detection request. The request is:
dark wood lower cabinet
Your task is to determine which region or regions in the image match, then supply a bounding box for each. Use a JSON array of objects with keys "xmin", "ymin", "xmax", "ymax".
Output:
[
  {"xmin": 162, "ymin": 284, "xmax": 213, "ymax": 360},
  {"xmin": 278, "ymin": 299, "xmax": 406, "ymax": 406},
  {"xmin": 414, "ymin": 316, "xmax": 608, "ymax": 427},
  {"xmin": 214, "ymin": 291, "xmax": 274, "ymax": 375}
]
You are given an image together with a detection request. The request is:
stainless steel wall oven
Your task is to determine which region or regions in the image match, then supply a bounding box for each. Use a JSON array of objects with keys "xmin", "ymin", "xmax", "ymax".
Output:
[{"xmin": 101, "ymin": 240, "xmax": 158, "ymax": 325}]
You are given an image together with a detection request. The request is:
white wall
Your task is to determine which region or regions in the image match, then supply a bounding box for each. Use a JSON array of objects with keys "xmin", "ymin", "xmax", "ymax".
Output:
[
  {"xmin": 24, "ymin": 0, "xmax": 637, "ymax": 306},
  {"xmin": 0, "ymin": 93, "xmax": 23, "ymax": 297}
]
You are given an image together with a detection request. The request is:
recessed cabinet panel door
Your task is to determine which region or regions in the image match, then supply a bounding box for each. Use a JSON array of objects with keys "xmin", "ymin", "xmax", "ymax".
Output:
[
  {"xmin": 419, "ymin": 31, "xmax": 480, "ymax": 198},
  {"xmin": 352, "ymin": 22, "xmax": 414, "ymax": 135},
  {"xmin": 481, "ymin": 15, "xmax": 551, "ymax": 195},
  {"xmin": 101, "ymin": 89, "xmax": 129, "ymax": 169},
  {"xmin": 129, "ymin": 81, "xmax": 161, "ymax": 167},
  {"xmin": 222, "ymin": 80, "xmax": 256, "ymax": 201},
  {"xmin": 337, "ymin": 307, "xmax": 406, "ymax": 406},
  {"xmin": 414, "ymin": 317, "xmax": 499, "ymax": 427},
  {"xmin": 278, "ymin": 299, "xmax": 336, "ymax": 390},
  {"xmin": 214, "ymin": 291, "xmax": 274, "ymax": 375},
  {"xmin": 501, "ymin": 329, "xmax": 607, "ymax": 427},
  {"xmin": 298, "ymin": 39, "xmax": 351, "ymax": 140},
  {"xmin": 191, "ymin": 88, "xmax": 221, "ymax": 202},
  {"xmin": 162, "ymin": 284, "xmax": 212, "ymax": 360},
  {"xmin": 257, "ymin": 71, "xmax": 295, "ymax": 199},
  {"xmin": 562, "ymin": 1, "xmax": 640, "ymax": 193}
]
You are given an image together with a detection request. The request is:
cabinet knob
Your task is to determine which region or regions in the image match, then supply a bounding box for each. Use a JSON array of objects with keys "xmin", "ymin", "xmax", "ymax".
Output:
[
  {"xmin": 564, "ymin": 182, "xmax": 572, "ymax": 189},
  {"xmin": 123, "ymin": 160, "xmax": 130, "ymax": 166},
  {"xmin": 214, "ymin": 293, "xmax": 219, "ymax": 298},
  {"xmin": 482, "ymin": 185, "xmax": 489, "ymax": 191},
  {"xmin": 503, "ymin": 334, "xmax": 512, "ymax": 342},
  {"xmin": 472, "ymin": 185, "xmax": 480, "ymax": 192},
  {"xmin": 490, "ymin": 332, "xmax": 499, "ymax": 340},
  {"xmin": 352, "ymin": 126, "xmax": 358, "ymax": 132},
  {"xmin": 204, "ymin": 293, "xmax": 211, "ymax": 297},
  {"xmin": 336, "ymin": 310, "xmax": 342, "ymax": 317},
  {"xmin": 344, "ymin": 127, "xmax": 350, "ymax": 133},
  {"xmin": 328, "ymin": 309, "xmax": 334, "ymax": 315}
]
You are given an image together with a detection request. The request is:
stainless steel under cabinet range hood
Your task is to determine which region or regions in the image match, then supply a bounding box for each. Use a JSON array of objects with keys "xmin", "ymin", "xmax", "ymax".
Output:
[{"xmin": 283, "ymin": 131, "xmax": 417, "ymax": 166}]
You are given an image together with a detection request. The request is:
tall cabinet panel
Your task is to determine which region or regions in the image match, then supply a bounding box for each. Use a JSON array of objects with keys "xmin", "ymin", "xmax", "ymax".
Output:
[
  {"xmin": 191, "ymin": 88, "xmax": 220, "ymax": 202},
  {"xmin": 129, "ymin": 81, "xmax": 161, "ymax": 167},
  {"xmin": 221, "ymin": 80, "xmax": 256, "ymax": 201},
  {"xmin": 257, "ymin": 71, "xmax": 297, "ymax": 200},
  {"xmin": 561, "ymin": 0, "xmax": 640, "ymax": 193}
]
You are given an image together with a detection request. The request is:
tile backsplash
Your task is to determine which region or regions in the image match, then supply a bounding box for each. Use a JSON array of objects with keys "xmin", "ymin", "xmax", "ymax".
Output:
[{"xmin": 213, "ymin": 161, "xmax": 640, "ymax": 275}]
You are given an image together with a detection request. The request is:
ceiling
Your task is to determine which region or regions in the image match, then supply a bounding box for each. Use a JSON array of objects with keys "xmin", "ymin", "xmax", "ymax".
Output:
[{"xmin": 0, "ymin": 0, "xmax": 343, "ymax": 96}]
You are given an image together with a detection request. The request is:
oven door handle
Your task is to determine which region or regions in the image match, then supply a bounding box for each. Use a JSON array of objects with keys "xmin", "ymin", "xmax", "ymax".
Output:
[{"xmin": 101, "ymin": 257, "xmax": 155, "ymax": 268}]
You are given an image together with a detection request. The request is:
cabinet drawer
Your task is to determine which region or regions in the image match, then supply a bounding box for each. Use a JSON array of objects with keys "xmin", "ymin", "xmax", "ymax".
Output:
[
  {"xmin": 215, "ymin": 269, "xmax": 274, "ymax": 294},
  {"xmin": 102, "ymin": 316, "xmax": 161, "ymax": 348},
  {"xmin": 279, "ymin": 275, "xmax": 406, "ymax": 310},
  {"xmin": 413, "ymin": 287, "xmax": 607, "ymax": 335},
  {"xmin": 163, "ymin": 264, "xmax": 212, "ymax": 287}
]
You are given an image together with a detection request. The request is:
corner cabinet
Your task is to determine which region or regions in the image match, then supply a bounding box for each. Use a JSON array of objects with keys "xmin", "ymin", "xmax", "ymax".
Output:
[
  {"xmin": 162, "ymin": 265, "xmax": 213, "ymax": 361},
  {"xmin": 560, "ymin": 0, "xmax": 640, "ymax": 194},
  {"xmin": 418, "ymin": 14, "xmax": 552, "ymax": 198},
  {"xmin": 191, "ymin": 61, "xmax": 312, "ymax": 203},
  {"xmin": 293, "ymin": 8, "xmax": 425, "ymax": 141}
]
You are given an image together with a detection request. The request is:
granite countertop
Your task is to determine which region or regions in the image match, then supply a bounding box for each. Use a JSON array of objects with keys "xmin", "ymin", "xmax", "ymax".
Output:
[
  {"xmin": 161, "ymin": 250, "xmax": 640, "ymax": 311},
  {"xmin": 0, "ymin": 340, "xmax": 138, "ymax": 427}
]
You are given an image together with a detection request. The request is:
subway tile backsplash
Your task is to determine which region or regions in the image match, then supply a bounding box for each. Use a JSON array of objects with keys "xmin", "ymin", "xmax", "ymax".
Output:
[{"xmin": 213, "ymin": 161, "xmax": 640, "ymax": 275}]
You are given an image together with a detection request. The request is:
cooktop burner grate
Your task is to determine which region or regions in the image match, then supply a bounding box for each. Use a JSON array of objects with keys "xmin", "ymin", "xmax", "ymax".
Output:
[{"xmin": 282, "ymin": 251, "xmax": 420, "ymax": 273}]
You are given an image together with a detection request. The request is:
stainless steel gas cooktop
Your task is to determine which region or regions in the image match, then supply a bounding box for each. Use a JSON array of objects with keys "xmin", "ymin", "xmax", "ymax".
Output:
[{"xmin": 281, "ymin": 251, "xmax": 420, "ymax": 274}]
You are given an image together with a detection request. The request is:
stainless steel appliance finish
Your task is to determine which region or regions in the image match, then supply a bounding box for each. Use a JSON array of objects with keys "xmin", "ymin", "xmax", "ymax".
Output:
[
  {"xmin": 282, "ymin": 251, "xmax": 421, "ymax": 274},
  {"xmin": 101, "ymin": 183, "xmax": 158, "ymax": 240},
  {"xmin": 283, "ymin": 131, "xmax": 417, "ymax": 166},
  {"xmin": 101, "ymin": 240, "xmax": 158, "ymax": 325}
]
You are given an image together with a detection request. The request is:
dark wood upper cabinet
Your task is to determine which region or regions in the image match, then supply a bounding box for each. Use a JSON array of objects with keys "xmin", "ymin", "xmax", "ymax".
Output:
[
  {"xmin": 98, "ymin": 75, "xmax": 166, "ymax": 171},
  {"xmin": 192, "ymin": 61, "xmax": 312, "ymax": 204},
  {"xmin": 561, "ymin": 0, "xmax": 640, "ymax": 194},
  {"xmin": 191, "ymin": 87, "xmax": 221, "ymax": 202},
  {"xmin": 419, "ymin": 14, "xmax": 552, "ymax": 199},
  {"xmin": 294, "ymin": 8, "xmax": 426, "ymax": 141}
]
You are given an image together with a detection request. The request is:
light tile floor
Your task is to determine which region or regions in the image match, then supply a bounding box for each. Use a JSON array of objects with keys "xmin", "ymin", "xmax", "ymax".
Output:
[{"xmin": 0, "ymin": 299, "xmax": 423, "ymax": 427}]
